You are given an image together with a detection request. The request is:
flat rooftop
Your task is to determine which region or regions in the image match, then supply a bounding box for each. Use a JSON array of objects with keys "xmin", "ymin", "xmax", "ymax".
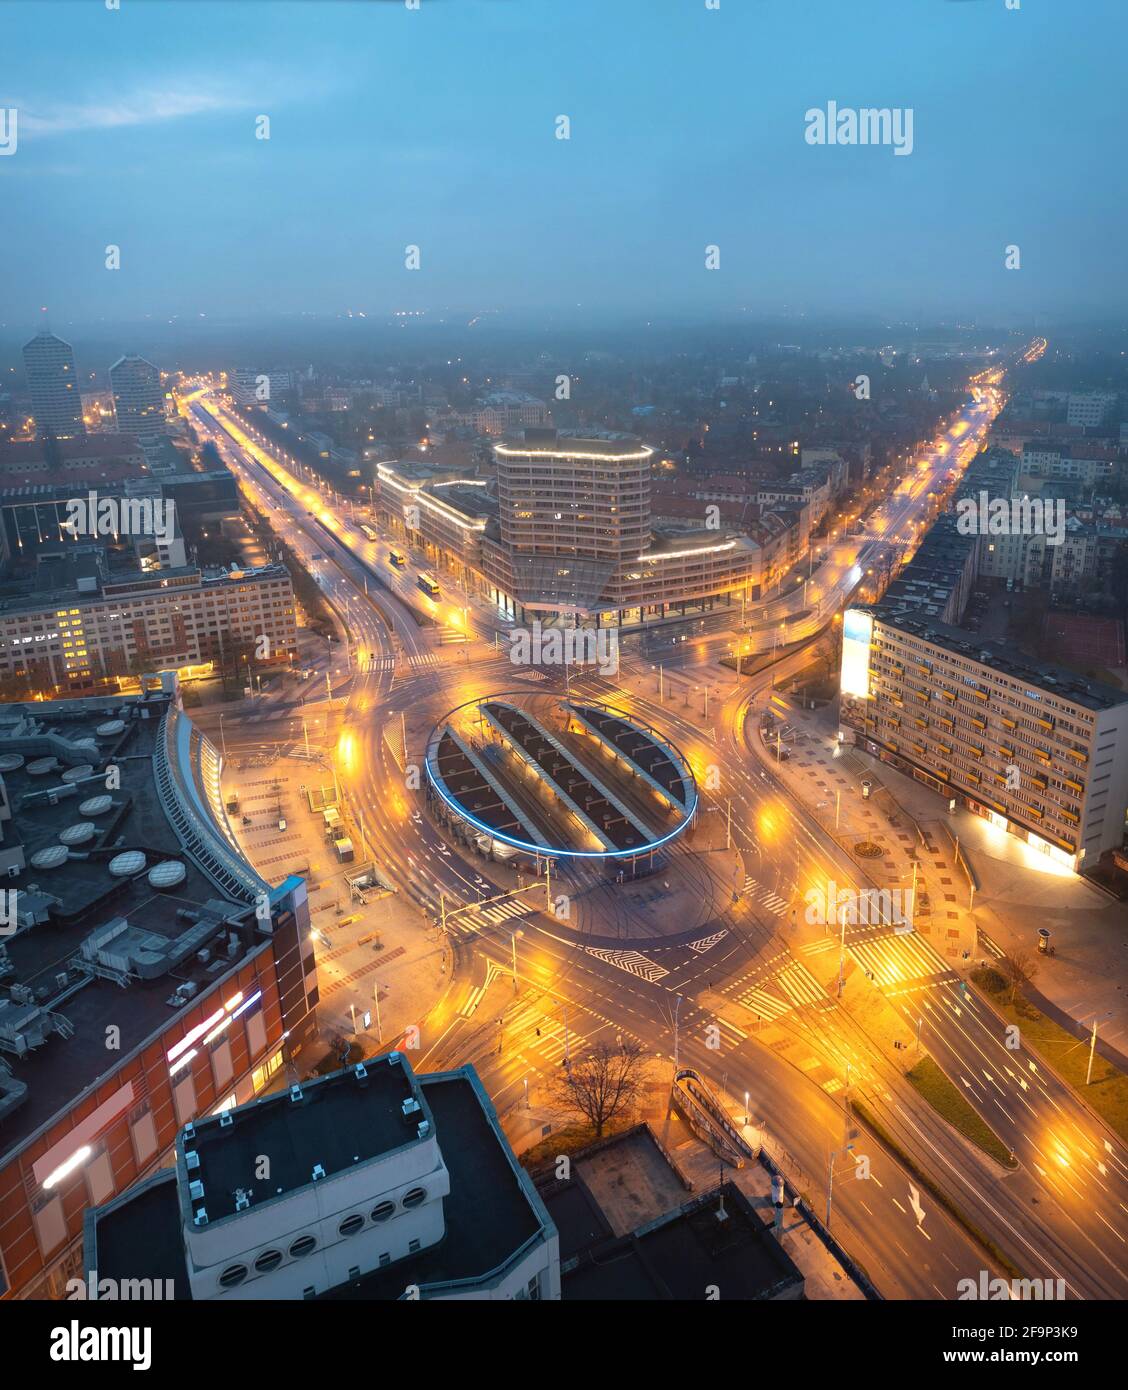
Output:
[
  {"xmin": 872, "ymin": 610, "xmax": 1128, "ymax": 712},
  {"xmin": 535, "ymin": 1127, "xmax": 804, "ymax": 1301},
  {"xmin": 186, "ymin": 1054, "xmax": 422, "ymax": 1221},
  {"xmin": 0, "ymin": 690, "xmax": 267, "ymax": 1167},
  {"xmin": 86, "ymin": 1065, "xmax": 550, "ymax": 1301},
  {"xmin": 496, "ymin": 428, "xmax": 650, "ymax": 458}
]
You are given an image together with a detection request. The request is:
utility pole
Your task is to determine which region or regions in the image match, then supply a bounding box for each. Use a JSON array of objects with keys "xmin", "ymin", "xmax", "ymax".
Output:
[
  {"xmin": 673, "ymin": 994, "xmax": 683, "ymax": 1072},
  {"xmin": 836, "ymin": 893, "xmax": 847, "ymax": 998},
  {"xmin": 544, "ymin": 857, "xmax": 552, "ymax": 913},
  {"xmin": 726, "ymin": 798, "xmax": 732, "ymax": 852},
  {"xmin": 1087, "ymin": 1016, "xmax": 1099, "ymax": 1086},
  {"xmin": 510, "ymin": 930, "xmax": 522, "ymax": 992},
  {"xmin": 373, "ymin": 982, "xmax": 382, "ymax": 1041}
]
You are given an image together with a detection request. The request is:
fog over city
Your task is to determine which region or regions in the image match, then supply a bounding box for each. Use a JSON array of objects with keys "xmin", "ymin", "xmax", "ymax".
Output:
[{"xmin": 2, "ymin": 0, "xmax": 1128, "ymax": 1352}]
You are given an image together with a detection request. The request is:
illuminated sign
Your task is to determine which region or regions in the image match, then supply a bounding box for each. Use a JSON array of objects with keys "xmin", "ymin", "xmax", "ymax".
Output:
[{"xmin": 841, "ymin": 609, "xmax": 873, "ymax": 699}]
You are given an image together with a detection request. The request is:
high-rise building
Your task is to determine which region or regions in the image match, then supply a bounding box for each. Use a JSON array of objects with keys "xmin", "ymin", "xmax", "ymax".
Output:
[
  {"xmin": 839, "ymin": 607, "xmax": 1128, "ymax": 874},
  {"xmin": 479, "ymin": 428, "xmax": 760, "ymax": 622},
  {"xmin": 375, "ymin": 430, "xmax": 762, "ymax": 626},
  {"xmin": 83, "ymin": 1053, "xmax": 560, "ymax": 1301},
  {"xmin": 0, "ymin": 678, "xmax": 318, "ymax": 1299},
  {"xmin": 109, "ymin": 354, "xmax": 166, "ymax": 453},
  {"xmin": 21, "ymin": 331, "xmax": 85, "ymax": 440}
]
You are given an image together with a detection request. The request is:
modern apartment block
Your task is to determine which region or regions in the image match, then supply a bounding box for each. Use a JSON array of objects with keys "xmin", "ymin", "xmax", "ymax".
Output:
[
  {"xmin": 840, "ymin": 608, "xmax": 1128, "ymax": 873},
  {"xmin": 21, "ymin": 332, "xmax": 85, "ymax": 441},
  {"xmin": 481, "ymin": 429, "xmax": 760, "ymax": 624},
  {"xmin": 1065, "ymin": 392, "xmax": 1118, "ymax": 429},
  {"xmin": 376, "ymin": 431, "xmax": 761, "ymax": 626},
  {"xmin": 1020, "ymin": 440, "xmax": 1122, "ymax": 488},
  {"xmin": 0, "ymin": 562, "xmax": 297, "ymax": 692},
  {"xmin": 0, "ymin": 679, "xmax": 318, "ymax": 1299},
  {"xmin": 109, "ymin": 355, "xmax": 167, "ymax": 456},
  {"xmin": 84, "ymin": 1053, "xmax": 559, "ymax": 1301},
  {"xmin": 232, "ymin": 370, "xmax": 292, "ymax": 408}
]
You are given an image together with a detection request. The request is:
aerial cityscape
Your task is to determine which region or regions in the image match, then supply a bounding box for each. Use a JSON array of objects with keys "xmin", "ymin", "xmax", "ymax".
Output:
[{"xmin": 1, "ymin": 0, "xmax": 1125, "ymax": 1359}]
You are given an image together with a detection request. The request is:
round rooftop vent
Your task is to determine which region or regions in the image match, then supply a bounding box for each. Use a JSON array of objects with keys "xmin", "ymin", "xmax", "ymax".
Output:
[
  {"xmin": 0, "ymin": 754, "xmax": 25, "ymax": 772},
  {"xmin": 79, "ymin": 795, "xmax": 113, "ymax": 816},
  {"xmin": 26, "ymin": 757, "xmax": 59, "ymax": 776},
  {"xmin": 97, "ymin": 720, "xmax": 126, "ymax": 737},
  {"xmin": 148, "ymin": 860, "xmax": 187, "ymax": 890},
  {"xmin": 61, "ymin": 764, "xmax": 95, "ymax": 785},
  {"xmin": 31, "ymin": 845, "xmax": 69, "ymax": 870},
  {"xmin": 59, "ymin": 822, "xmax": 96, "ymax": 846},
  {"xmin": 109, "ymin": 850, "xmax": 147, "ymax": 877}
]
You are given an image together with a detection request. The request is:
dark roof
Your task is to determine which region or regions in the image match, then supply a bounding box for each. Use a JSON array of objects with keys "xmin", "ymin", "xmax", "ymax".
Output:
[
  {"xmin": 187, "ymin": 1055, "xmax": 420, "ymax": 1220},
  {"xmin": 327, "ymin": 1071, "xmax": 547, "ymax": 1299},
  {"xmin": 542, "ymin": 1178, "xmax": 804, "ymax": 1301}
]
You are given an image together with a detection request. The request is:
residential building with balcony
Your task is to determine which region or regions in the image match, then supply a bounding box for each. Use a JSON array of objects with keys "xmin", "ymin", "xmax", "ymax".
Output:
[{"xmin": 839, "ymin": 609, "xmax": 1128, "ymax": 874}]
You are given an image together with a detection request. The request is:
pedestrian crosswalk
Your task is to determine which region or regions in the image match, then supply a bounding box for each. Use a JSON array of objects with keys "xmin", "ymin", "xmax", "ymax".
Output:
[
  {"xmin": 743, "ymin": 875, "xmax": 790, "ymax": 916},
  {"xmin": 409, "ymin": 652, "xmax": 442, "ymax": 671},
  {"xmin": 361, "ymin": 656, "xmax": 395, "ymax": 673},
  {"xmin": 737, "ymin": 959, "xmax": 828, "ymax": 1021},
  {"xmin": 849, "ymin": 933, "xmax": 955, "ymax": 993},
  {"xmin": 776, "ymin": 960, "xmax": 827, "ymax": 1008},
  {"xmin": 502, "ymin": 1001, "xmax": 587, "ymax": 1064},
  {"xmin": 458, "ymin": 960, "xmax": 506, "ymax": 1018},
  {"xmin": 447, "ymin": 898, "xmax": 533, "ymax": 936}
]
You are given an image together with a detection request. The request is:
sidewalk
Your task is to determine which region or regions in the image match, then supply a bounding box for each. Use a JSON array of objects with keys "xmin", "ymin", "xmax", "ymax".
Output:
[
  {"xmin": 756, "ymin": 691, "xmax": 1128, "ymax": 1058},
  {"xmin": 748, "ymin": 689, "xmax": 977, "ymax": 963},
  {"xmin": 220, "ymin": 752, "xmax": 448, "ymax": 1072}
]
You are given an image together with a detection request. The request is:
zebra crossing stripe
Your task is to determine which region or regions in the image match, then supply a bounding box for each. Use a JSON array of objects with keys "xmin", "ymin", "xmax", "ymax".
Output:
[
  {"xmin": 739, "ymin": 989, "xmax": 790, "ymax": 1021},
  {"xmin": 777, "ymin": 962, "xmax": 825, "ymax": 1007},
  {"xmin": 743, "ymin": 876, "xmax": 788, "ymax": 915},
  {"xmin": 849, "ymin": 935, "xmax": 954, "ymax": 989},
  {"xmin": 800, "ymin": 937, "xmax": 837, "ymax": 957},
  {"xmin": 459, "ymin": 984, "xmax": 486, "ymax": 1018}
]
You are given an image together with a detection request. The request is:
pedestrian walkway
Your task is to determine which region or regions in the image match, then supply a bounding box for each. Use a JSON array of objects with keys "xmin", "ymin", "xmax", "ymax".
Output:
[
  {"xmin": 848, "ymin": 932, "xmax": 957, "ymax": 995},
  {"xmin": 447, "ymin": 897, "xmax": 534, "ymax": 936},
  {"xmin": 736, "ymin": 957, "xmax": 829, "ymax": 1021},
  {"xmin": 743, "ymin": 874, "xmax": 789, "ymax": 916}
]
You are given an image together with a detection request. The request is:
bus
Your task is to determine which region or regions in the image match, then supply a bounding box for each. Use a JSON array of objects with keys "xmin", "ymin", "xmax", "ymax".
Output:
[
  {"xmin": 388, "ymin": 548, "xmax": 406, "ymax": 568},
  {"xmin": 416, "ymin": 571, "xmax": 440, "ymax": 598},
  {"xmin": 360, "ymin": 523, "xmax": 379, "ymax": 543}
]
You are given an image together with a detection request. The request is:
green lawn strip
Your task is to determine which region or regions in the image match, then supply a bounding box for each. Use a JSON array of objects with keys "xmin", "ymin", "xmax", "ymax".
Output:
[
  {"xmin": 849, "ymin": 1097, "xmax": 1024, "ymax": 1283},
  {"xmin": 971, "ymin": 967, "xmax": 1128, "ymax": 1144},
  {"xmin": 906, "ymin": 1055, "xmax": 1017, "ymax": 1168}
]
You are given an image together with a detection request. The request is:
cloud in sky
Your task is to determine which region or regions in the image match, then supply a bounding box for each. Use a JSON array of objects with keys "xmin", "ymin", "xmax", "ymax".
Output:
[{"xmin": 16, "ymin": 69, "xmax": 331, "ymax": 138}]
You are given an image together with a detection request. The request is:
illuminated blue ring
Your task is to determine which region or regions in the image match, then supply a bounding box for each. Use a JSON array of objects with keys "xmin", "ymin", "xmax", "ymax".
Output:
[{"xmin": 424, "ymin": 694, "xmax": 698, "ymax": 861}]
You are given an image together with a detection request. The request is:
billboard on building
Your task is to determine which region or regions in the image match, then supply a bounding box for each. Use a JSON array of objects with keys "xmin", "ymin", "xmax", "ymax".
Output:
[{"xmin": 841, "ymin": 608, "xmax": 873, "ymax": 699}]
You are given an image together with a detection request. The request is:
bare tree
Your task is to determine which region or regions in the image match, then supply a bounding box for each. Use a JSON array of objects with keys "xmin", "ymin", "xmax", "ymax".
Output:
[
  {"xmin": 553, "ymin": 1040, "xmax": 647, "ymax": 1138},
  {"xmin": 1004, "ymin": 946, "xmax": 1038, "ymax": 1005}
]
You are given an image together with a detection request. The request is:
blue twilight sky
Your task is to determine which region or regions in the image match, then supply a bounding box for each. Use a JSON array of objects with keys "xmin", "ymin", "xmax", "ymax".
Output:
[{"xmin": 0, "ymin": 0, "xmax": 1124, "ymax": 330}]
